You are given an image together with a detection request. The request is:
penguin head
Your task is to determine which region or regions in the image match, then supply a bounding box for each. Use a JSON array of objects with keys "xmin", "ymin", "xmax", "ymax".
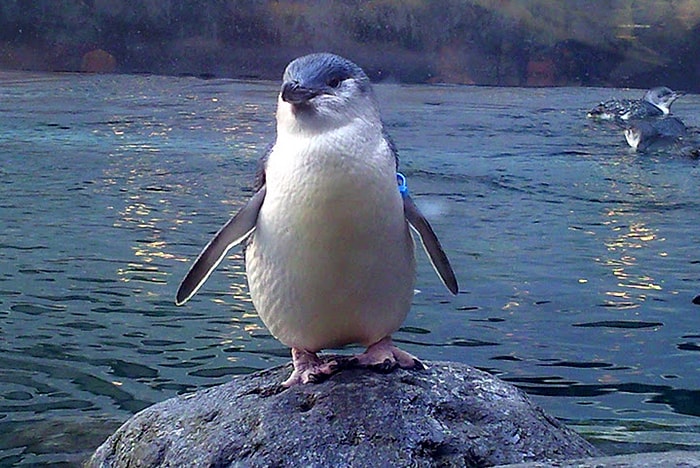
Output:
[
  {"xmin": 644, "ymin": 86, "xmax": 681, "ymax": 114},
  {"xmin": 277, "ymin": 53, "xmax": 380, "ymax": 133}
]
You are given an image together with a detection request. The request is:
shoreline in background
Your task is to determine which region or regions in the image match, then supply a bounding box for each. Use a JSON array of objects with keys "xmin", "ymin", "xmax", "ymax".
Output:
[{"xmin": 1, "ymin": 1, "xmax": 699, "ymax": 91}]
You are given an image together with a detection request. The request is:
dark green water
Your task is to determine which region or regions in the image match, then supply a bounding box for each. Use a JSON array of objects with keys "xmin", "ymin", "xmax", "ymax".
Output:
[{"xmin": 1, "ymin": 71, "xmax": 699, "ymax": 465}]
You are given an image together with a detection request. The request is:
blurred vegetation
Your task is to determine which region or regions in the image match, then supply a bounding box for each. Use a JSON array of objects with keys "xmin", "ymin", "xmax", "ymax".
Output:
[{"xmin": 0, "ymin": 0, "xmax": 699, "ymax": 90}]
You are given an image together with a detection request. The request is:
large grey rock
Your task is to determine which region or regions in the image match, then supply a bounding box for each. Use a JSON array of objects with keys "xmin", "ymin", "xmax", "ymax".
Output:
[{"xmin": 88, "ymin": 361, "xmax": 600, "ymax": 467}]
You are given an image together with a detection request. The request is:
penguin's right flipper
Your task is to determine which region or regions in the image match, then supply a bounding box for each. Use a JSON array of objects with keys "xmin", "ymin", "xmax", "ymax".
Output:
[
  {"xmin": 403, "ymin": 193, "xmax": 459, "ymax": 295},
  {"xmin": 176, "ymin": 185, "xmax": 266, "ymax": 305}
]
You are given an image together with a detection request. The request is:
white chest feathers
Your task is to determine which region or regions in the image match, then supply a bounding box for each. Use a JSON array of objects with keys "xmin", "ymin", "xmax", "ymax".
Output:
[{"xmin": 245, "ymin": 125, "xmax": 416, "ymax": 351}]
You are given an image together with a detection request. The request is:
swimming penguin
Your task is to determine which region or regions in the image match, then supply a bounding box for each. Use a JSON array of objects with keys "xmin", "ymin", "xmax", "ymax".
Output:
[
  {"xmin": 624, "ymin": 117, "xmax": 688, "ymax": 151},
  {"xmin": 587, "ymin": 86, "xmax": 681, "ymax": 122},
  {"xmin": 623, "ymin": 117, "xmax": 700, "ymax": 158}
]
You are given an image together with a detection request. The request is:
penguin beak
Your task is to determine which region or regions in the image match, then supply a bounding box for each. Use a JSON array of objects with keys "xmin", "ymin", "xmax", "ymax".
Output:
[{"xmin": 281, "ymin": 81, "xmax": 320, "ymax": 105}]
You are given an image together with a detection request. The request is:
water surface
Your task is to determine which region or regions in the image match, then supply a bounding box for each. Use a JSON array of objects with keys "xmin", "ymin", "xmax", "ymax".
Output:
[{"xmin": 1, "ymin": 72, "xmax": 699, "ymax": 465}]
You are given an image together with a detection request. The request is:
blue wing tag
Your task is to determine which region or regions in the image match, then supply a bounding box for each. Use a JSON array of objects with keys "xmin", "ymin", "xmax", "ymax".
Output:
[{"xmin": 396, "ymin": 172, "xmax": 409, "ymax": 197}]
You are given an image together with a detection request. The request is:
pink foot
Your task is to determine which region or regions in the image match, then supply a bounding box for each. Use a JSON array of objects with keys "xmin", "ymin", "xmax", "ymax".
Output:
[
  {"xmin": 282, "ymin": 348, "xmax": 339, "ymax": 387},
  {"xmin": 348, "ymin": 336, "xmax": 425, "ymax": 372}
]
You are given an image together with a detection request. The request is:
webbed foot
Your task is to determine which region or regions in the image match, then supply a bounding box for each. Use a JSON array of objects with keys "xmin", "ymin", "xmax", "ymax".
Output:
[
  {"xmin": 282, "ymin": 348, "xmax": 339, "ymax": 387},
  {"xmin": 347, "ymin": 336, "xmax": 425, "ymax": 373}
]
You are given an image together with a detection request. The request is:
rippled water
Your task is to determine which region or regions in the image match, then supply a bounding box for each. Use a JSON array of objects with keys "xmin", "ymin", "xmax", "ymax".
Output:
[{"xmin": 1, "ymin": 71, "xmax": 699, "ymax": 465}]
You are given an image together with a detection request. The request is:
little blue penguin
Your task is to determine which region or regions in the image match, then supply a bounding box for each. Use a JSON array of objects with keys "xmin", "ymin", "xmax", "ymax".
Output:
[
  {"xmin": 587, "ymin": 86, "xmax": 681, "ymax": 122},
  {"xmin": 175, "ymin": 53, "xmax": 459, "ymax": 386},
  {"xmin": 624, "ymin": 117, "xmax": 688, "ymax": 151},
  {"xmin": 624, "ymin": 116, "xmax": 700, "ymax": 157}
]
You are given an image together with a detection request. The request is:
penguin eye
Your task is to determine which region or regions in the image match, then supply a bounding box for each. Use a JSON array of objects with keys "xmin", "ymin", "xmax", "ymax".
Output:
[{"xmin": 327, "ymin": 77, "xmax": 342, "ymax": 89}]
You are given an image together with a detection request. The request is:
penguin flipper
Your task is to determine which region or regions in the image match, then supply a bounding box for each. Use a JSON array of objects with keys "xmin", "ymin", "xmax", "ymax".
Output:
[
  {"xmin": 176, "ymin": 186, "xmax": 266, "ymax": 305},
  {"xmin": 403, "ymin": 194, "xmax": 459, "ymax": 295}
]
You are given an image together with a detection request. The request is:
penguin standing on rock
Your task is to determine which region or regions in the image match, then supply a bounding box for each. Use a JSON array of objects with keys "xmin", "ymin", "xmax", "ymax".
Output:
[{"xmin": 176, "ymin": 53, "xmax": 459, "ymax": 386}]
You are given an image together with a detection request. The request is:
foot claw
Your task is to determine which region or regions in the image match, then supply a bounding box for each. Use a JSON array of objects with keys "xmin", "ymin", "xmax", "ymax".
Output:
[
  {"xmin": 411, "ymin": 358, "xmax": 427, "ymax": 371},
  {"xmin": 368, "ymin": 358, "xmax": 396, "ymax": 373},
  {"xmin": 306, "ymin": 373, "xmax": 322, "ymax": 384}
]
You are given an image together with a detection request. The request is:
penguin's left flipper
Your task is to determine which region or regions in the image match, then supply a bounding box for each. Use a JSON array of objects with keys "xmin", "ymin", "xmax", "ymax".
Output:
[
  {"xmin": 176, "ymin": 185, "xmax": 267, "ymax": 305},
  {"xmin": 403, "ymin": 194, "xmax": 459, "ymax": 295}
]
